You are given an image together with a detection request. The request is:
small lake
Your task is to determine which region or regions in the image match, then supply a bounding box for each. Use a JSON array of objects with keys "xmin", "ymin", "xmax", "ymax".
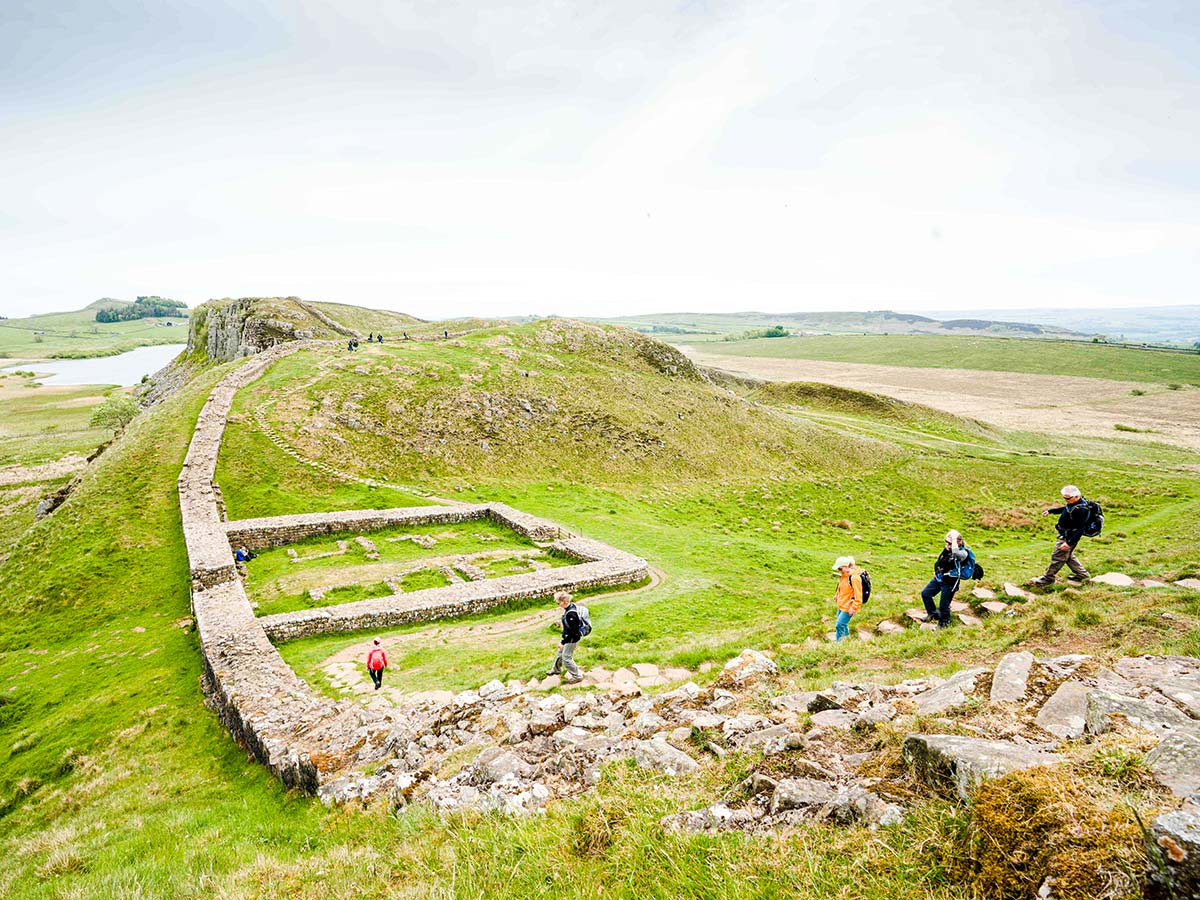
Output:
[{"xmin": 3, "ymin": 344, "xmax": 187, "ymax": 386}]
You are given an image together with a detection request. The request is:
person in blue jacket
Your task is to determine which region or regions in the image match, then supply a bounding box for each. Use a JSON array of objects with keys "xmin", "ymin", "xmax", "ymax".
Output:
[{"xmin": 920, "ymin": 530, "xmax": 975, "ymax": 628}]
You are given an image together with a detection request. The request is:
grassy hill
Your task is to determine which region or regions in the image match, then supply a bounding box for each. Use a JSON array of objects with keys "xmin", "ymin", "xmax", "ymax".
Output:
[
  {"xmin": 2, "ymin": 308, "xmax": 1199, "ymax": 898},
  {"xmin": 0, "ymin": 303, "xmax": 189, "ymax": 360},
  {"xmin": 688, "ymin": 333, "xmax": 1200, "ymax": 385},
  {"xmin": 594, "ymin": 310, "xmax": 1086, "ymax": 340}
]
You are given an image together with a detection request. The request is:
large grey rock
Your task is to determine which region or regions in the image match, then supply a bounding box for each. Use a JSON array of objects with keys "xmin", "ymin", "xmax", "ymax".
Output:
[
  {"xmin": 770, "ymin": 691, "xmax": 819, "ymax": 713},
  {"xmin": 903, "ymin": 734, "xmax": 1059, "ymax": 798},
  {"xmin": 528, "ymin": 708, "xmax": 563, "ymax": 735},
  {"xmin": 633, "ymin": 739, "xmax": 698, "ymax": 776},
  {"xmin": 1150, "ymin": 808, "xmax": 1200, "ymax": 899},
  {"xmin": 633, "ymin": 712, "xmax": 668, "ymax": 739},
  {"xmin": 809, "ymin": 684, "xmax": 863, "ymax": 712},
  {"xmin": 1157, "ymin": 674, "xmax": 1200, "ymax": 719},
  {"xmin": 1085, "ymin": 690, "xmax": 1197, "ymax": 736},
  {"xmin": 1115, "ymin": 655, "xmax": 1200, "ymax": 687},
  {"xmin": 990, "ymin": 651, "xmax": 1034, "ymax": 704},
  {"xmin": 912, "ymin": 668, "xmax": 988, "ymax": 715},
  {"xmin": 721, "ymin": 714, "xmax": 772, "ymax": 735},
  {"xmin": 810, "ymin": 709, "xmax": 856, "ymax": 731},
  {"xmin": 474, "ymin": 748, "xmax": 532, "ymax": 784},
  {"xmin": 717, "ymin": 649, "xmax": 779, "ymax": 687},
  {"xmin": 1146, "ymin": 732, "xmax": 1200, "ymax": 799},
  {"xmin": 1035, "ymin": 681, "xmax": 1090, "ymax": 739},
  {"xmin": 854, "ymin": 700, "xmax": 896, "ymax": 729},
  {"xmin": 770, "ymin": 778, "xmax": 839, "ymax": 813},
  {"xmin": 552, "ymin": 726, "xmax": 594, "ymax": 749},
  {"xmin": 738, "ymin": 724, "xmax": 794, "ymax": 752}
]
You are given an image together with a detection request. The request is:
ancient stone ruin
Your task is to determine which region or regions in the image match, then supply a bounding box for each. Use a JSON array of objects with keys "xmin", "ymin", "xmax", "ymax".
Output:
[{"xmin": 178, "ymin": 339, "xmax": 647, "ymax": 800}]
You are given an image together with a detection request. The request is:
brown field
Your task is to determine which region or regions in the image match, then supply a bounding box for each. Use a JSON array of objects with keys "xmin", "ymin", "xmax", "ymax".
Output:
[{"xmin": 684, "ymin": 349, "xmax": 1200, "ymax": 451}]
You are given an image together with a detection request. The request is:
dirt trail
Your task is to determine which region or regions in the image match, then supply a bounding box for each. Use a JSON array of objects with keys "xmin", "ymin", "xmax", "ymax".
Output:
[
  {"xmin": 686, "ymin": 349, "xmax": 1200, "ymax": 451},
  {"xmin": 315, "ymin": 568, "xmax": 665, "ymax": 702}
]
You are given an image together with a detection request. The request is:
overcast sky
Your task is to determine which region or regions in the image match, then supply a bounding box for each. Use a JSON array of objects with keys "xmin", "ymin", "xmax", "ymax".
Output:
[{"xmin": 2, "ymin": 0, "xmax": 1198, "ymax": 319}]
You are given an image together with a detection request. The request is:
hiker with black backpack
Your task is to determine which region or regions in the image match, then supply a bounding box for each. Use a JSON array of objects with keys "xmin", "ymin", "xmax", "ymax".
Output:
[
  {"xmin": 1028, "ymin": 485, "xmax": 1100, "ymax": 586},
  {"xmin": 921, "ymin": 530, "xmax": 979, "ymax": 628},
  {"xmin": 545, "ymin": 590, "xmax": 589, "ymax": 684},
  {"xmin": 832, "ymin": 556, "xmax": 870, "ymax": 641}
]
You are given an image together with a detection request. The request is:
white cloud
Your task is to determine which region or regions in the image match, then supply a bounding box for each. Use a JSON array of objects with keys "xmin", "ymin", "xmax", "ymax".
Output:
[{"xmin": 1, "ymin": 0, "xmax": 1198, "ymax": 317}]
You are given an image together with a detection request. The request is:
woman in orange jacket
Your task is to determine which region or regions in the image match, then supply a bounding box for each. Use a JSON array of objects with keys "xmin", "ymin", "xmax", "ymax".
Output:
[{"xmin": 832, "ymin": 555, "xmax": 865, "ymax": 641}]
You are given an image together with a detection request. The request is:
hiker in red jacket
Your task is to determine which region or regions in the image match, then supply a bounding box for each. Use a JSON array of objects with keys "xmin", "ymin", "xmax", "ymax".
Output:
[{"xmin": 366, "ymin": 638, "xmax": 388, "ymax": 690}]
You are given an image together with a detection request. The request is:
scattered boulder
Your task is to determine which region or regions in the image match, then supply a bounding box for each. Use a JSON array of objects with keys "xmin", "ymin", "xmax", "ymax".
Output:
[
  {"xmin": 1156, "ymin": 674, "xmax": 1200, "ymax": 719},
  {"xmin": 990, "ymin": 651, "xmax": 1034, "ymax": 704},
  {"xmin": 717, "ymin": 649, "xmax": 779, "ymax": 687},
  {"xmin": 854, "ymin": 700, "xmax": 896, "ymax": 729},
  {"xmin": 474, "ymin": 748, "xmax": 532, "ymax": 783},
  {"xmin": 809, "ymin": 684, "xmax": 863, "ymax": 712},
  {"xmin": 876, "ymin": 620, "xmax": 905, "ymax": 635},
  {"xmin": 1036, "ymin": 681, "xmax": 1090, "ymax": 739},
  {"xmin": 902, "ymin": 734, "xmax": 1060, "ymax": 798},
  {"xmin": 912, "ymin": 668, "xmax": 988, "ymax": 715},
  {"xmin": 634, "ymin": 712, "xmax": 668, "ymax": 739},
  {"xmin": 1146, "ymin": 732, "xmax": 1200, "ymax": 799},
  {"xmin": 810, "ymin": 709, "xmax": 856, "ymax": 731},
  {"xmin": 633, "ymin": 739, "xmax": 698, "ymax": 776},
  {"xmin": 770, "ymin": 691, "xmax": 819, "ymax": 714},
  {"xmin": 1175, "ymin": 578, "xmax": 1200, "ymax": 591},
  {"xmin": 1085, "ymin": 690, "xmax": 1197, "ymax": 737},
  {"xmin": 770, "ymin": 778, "xmax": 840, "ymax": 813},
  {"xmin": 956, "ymin": 612, "xmax": 982, "ymax": 628},
  {"xmin": 1150, "ymin": 808, "xmax": 1200, "ymax": 899}
]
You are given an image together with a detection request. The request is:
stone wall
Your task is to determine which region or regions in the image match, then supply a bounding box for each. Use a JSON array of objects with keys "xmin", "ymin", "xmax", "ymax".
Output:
[
  {"xmin": 179, "ymin": 338, "xmax": 647, "ymax": 801},
  {"xmin": 259, "ymin": 538, "xmax": 648, "ymax": 642},
  {"xmin": 224, "ymin": 502, "xmax": 563, "ymax": 550}
]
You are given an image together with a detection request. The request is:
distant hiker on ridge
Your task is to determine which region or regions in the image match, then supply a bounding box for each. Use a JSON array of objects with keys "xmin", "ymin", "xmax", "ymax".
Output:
[
  {"xmin": 366, "ymin": 638, "xmax": 388, "ymax": 690},
  {"xmin": 832, "ymin": 556, "xmax": 867, "ymax": 641},
  {"xmin": 921, "ymin": 530, "xmax": 976, "ymax": 628},
  {"xmin": 545, "ymin": 591, "xmax": 588, "ymax": 684},
  {"xmin": 1028, "ymin": 485, "xmax": 1098, "ymax": 586}
]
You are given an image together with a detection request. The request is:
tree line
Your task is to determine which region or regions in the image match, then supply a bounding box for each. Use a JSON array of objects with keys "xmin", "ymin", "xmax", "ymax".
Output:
[{"xmin": 95, "ymin": 296, "xmax": 187, "ymax": 323}]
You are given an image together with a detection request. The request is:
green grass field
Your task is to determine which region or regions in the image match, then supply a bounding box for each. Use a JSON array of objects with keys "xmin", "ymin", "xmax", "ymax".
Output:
[
  {"xmin": 0, "ymin": 305, "xmax": 189, "ymax": 359},
  {"xmin": 688, "ymin": 333, "xmax": 1200, "ymax": 384},
  {"xmin": 1, "ymin": 316, "xmax": 1199, "ymax": 898}
]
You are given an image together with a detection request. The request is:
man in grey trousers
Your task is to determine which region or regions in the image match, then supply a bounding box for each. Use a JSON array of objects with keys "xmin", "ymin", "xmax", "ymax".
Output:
[
  {"xmin": 546, "ymin": 590, "xmax": 584, "ymax": 684},
  {"xmin": 1028, "ymin": 484, "xmax": 1093, "ymax": 586}
]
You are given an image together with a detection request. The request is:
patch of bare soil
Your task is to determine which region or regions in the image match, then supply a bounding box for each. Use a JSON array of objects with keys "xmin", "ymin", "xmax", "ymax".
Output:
[{"xmin": 688, "ymin": 350, "xmax": 1200, "ymax": 451}]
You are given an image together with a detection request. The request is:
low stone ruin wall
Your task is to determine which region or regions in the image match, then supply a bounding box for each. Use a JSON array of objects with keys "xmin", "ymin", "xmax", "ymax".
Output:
[
  {"xmin": 224, "ymin": 502, "xmax": 562, "ymax": 551},
  {"xmin": 259, "ymin": 538, "xmax": 648, "ymax": 642},
  {"xmin": 178, "ymin": 338, "xmax": 648, "ymax": 799}
]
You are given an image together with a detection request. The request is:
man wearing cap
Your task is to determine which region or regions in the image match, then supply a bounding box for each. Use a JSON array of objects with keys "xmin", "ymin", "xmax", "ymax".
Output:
[
  {"xmin": 921, "ymin": 530, "xmax": 973, "ymax": 628},
  {"xmin": 832, "ymin": 556, "xmax": 865, "ymax": 641},
  {"xmin": 1028, "ymin": 485, "xmax": 1092, "ymax": 586}
]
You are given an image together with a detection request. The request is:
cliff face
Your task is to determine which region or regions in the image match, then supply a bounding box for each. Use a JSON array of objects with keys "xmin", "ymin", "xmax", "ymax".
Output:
[{"xmin": 186, "ymin": 298, "xmax": 319, "ymax": 362}]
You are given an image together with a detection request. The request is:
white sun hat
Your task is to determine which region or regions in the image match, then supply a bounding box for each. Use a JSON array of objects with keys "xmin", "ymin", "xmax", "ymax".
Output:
[{"xmin": 832, "ymin": 556, "xmax": 855, "ymax": 571}]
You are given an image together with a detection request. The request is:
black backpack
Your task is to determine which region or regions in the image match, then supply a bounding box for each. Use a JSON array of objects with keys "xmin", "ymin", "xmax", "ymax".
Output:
[
  {"xmin": 1082, "ymin": 499, "xmax": 1104, "ymax": 537},
  {"xmin": 857, "ymin": 570, "xmax": 872, "ymax": 604}
]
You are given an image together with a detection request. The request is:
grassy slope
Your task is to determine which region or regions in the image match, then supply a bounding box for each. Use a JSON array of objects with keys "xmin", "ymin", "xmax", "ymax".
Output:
[
  {"xmin": 0, "ymin": 374, "xmax": 113, "ymax": 551},
  {"xmin": 308, "ymin": 301, "xmax": 424, "ymax": 335},
  {"xmin": 687, "ymin": 333, "xmax": 1200, "ymax": 384},
  {"xmin": 0, "ymin": 307, "xmax": 189, "ymax": 360},
  {"xmin": 2, "ymin": 320, "xmax": 1199, "ymax": 898}
]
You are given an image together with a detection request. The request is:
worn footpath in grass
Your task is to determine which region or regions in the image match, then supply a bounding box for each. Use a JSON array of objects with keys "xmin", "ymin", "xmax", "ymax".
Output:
[{"xmin": 686, "ymin": 333, "xmax": 1200, "ymax": 384}]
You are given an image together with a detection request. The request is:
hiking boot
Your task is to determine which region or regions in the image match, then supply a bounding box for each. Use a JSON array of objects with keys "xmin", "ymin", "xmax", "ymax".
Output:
[
  {"xmin": 544, "ymin": 671, "xmax": 560, "ymax": 677},
  {"xmin": 1066, "ymin": 574, "xmax": 1088, "ymax": 583},
  {"xmin": 1026, "ymin": 578, "xmax": 1053, "ymax": 587},
  {"xmin": 565, "ymin": 675, "xmax": 584, "ymax": 685}
]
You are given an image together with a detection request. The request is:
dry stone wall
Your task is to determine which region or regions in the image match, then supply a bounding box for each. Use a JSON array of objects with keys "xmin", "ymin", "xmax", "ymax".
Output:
[{"xmin": 179, "ymin": 339, "xmax": 647, "ymax": 800}]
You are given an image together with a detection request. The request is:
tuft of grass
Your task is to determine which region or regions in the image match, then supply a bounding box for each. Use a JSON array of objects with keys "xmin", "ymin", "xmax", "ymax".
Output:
[{"xmin": 952, "ymin": 766, "xmax": 1149, "ymax": 900}]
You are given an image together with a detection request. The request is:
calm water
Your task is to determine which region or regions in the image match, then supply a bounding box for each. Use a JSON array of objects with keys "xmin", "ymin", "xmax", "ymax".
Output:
[{"xmin": 3, "ymin": 344, "xmax": 186, "ymax": 386}]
